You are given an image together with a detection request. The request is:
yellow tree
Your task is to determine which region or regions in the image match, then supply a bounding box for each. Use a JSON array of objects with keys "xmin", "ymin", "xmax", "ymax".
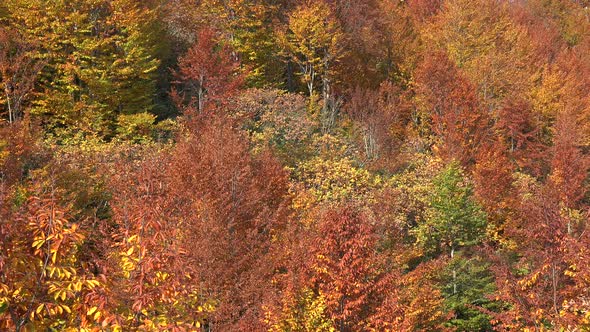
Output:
[
  {"xmin": 279, "ymin": 0, "xmax": 344, "ymax": 132},
  {"xmin": 4, "ymin": 0, "xmax": 161, "ymax": 139},
  {"xmin": 423, "ymin": 0, "xmax": 536, "ymax": 112}
]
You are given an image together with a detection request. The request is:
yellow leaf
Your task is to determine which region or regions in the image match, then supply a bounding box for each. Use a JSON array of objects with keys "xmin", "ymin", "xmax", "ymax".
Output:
[
  {"xmin": 32, "ymin": 239, "xmax": 45, "ymax": 249},
  {"xmin": 87, "ymin": 306, "xmax": 97, "ymax": 316}
]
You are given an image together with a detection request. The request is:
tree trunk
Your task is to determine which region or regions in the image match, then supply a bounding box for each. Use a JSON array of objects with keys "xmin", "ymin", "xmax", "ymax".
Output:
[
  {"xmin": 4, "ymin": 84, "xmax": 13, "ymax": 123},
  {"xmin": 451, "ymin": 245, "xmax": 457, "ymax": 295}
]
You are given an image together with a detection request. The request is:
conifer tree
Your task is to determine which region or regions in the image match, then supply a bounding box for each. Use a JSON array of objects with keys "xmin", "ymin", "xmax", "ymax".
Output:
[{"xmin": 416, "ymin": 161, "xmax": 492, "ymax": 330}]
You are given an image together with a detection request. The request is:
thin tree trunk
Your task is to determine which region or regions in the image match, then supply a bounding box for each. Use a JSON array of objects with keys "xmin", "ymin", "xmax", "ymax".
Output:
[
  {"xmin": 4, "ymin": 85, "xmax": 13, "ymax": 123},
  {"xmin": 451, "ymin": 246, "xmax": 457, "ymax": 295},
  {"xmin": 552, "ymin": 263, "xmax": 559, "ymax": 316}
]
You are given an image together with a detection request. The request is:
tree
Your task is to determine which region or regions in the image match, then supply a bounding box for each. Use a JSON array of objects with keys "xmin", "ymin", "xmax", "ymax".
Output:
[
  {"xmin": 307, "ymin": 206, "xmax": 384, "ymax": 331},
  {"xmin": 492, "ymin": 109, "xmax": 590, "ymax": 330},
  {"xmin": 495, "ymin": 97, "xmax": 547, "ymax": 175},
  {"xmin": 206, "ymin": 0, "xmax": 286, "ymax": 86},
  {"xmin": 0, "ymin": 27, "xmax": 42, "ymax": 123},
  {"xmin": 415, "ymin": 52, "xmax": 490, "ymax": 166},
  {"xmin": 167, "ymin": 114, "xmax": 290, "ymax": 330},
  {"xmin": 368, "ymin": 260, "xmax": 451, "ymax": 331},
  {"xmin": 269, "ymin": 204, "xmax": 386, "ymax": 332},
  {"xmin": 4, "ymin": 0, "xmax": 161, "ymax": 138},
  {"xmin": 172, "ymin": 28, "xmax": 243, "ymax": 114},
  {"xmin": 105, "ymin": 150, "xmax": 203, "ymax": 330},
  {"xmin": 234, "ymin": 88, "xmax": 312, "ymax": 164},
  {"xmin": 415, "ymin": 161, "xmax": 491, "ymax": 330},
  {"xmin": 280, "ymin": 0, "xmax": 342, "ymax": 98},
  {"xmin": 279, "ymin": 0, "xmax": 344, "ymax": 132},
  {"xmin": 416, "ymin": 161, "xmax": 486, "ymax": 263},
  {"xmin": 345, "ymin": 82, "xmax": 412, "ymax": 164},
  {"xmin": 0, "ymin": 176, "xmax": 104, "ymax": 331},
  {"xmin": 423, "ymin": 0, "xmax": 536, "ymax": 112},
  {"xmin": 472, "ymin": 138, "xmax": 515, "ymax": 238}
]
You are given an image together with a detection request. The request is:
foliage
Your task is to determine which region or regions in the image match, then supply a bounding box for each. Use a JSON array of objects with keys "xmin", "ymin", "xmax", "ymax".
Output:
[
  {"xmin": 4, "ymin": 0, "xmax": 161, "ymax": 139},
  {"xmin": 2, "ymin": 0, "xmax": 590, "ymax": 330},
  {"xmin": 172, "ymin": 28, "xmax": 243, "ymax": 114},
  {"xmin": 279, "ymin": 0, "xmax": 344, "ymax": 98},
  {"xmin": 416, "ymin": 161, "xmax": 487, "ymax": 256}
]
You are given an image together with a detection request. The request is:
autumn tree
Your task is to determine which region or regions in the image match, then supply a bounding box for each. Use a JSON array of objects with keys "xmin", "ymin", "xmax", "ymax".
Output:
[
  {"xmin": 4, "ymin": 0, "xmax": 162, "ymax": 138},
  {"xmin": 268, "ymin": 204, "xmax": 386, "ymax": 332},
  {"xmin": 423, "ymin": 0, "xmax": 536, "ymax": 112},
  {"xmin": 0, "ymin": 27, "xmax": 42, "ymax": 124},
  {"xmin": 307, "ymin": 205, "xmax": 384, "ymax": 331},
  {"xmin": 172, "ymin": 28, "xmax": 243, "ymax": 114},
  {"xmin": 367, "ymin": 178, "xmax": 452, "ymax": 331},
  {"xmin": 234, "ymin": 88, "xmax": 313, "ymax": 164},
  {"xmin": 0, "ymin": 173, "xmax": 104, "ymax": 331},
  {"xmin": 345, "ymin": 82, "xmax": 412, "ymax": 164},
  {"xmin": 330, "ymin": 0, "xmax": 381, "ymax": 88},
  {"xmin": 495, "ymin": 97, "xmax": 547, "ymax": 175},
  {"xmin": 373, "ymin": 0, "xmax": 421, "ymax": 87},
  {"xmin": 202, "ymin": 0, "xmax": 286, "ymax": 86},
  {"xmin": 368, "ymin": 260, "xmax": 451, "ymax": 331},
  {"xmin": 472, "ymin": 138, "xmax": 515, "ymax": 237},
  {"xmin": 415, "ymin": 52, "xmax": 490, "ymax": 166},
  {"xmin": 280, "ymin": 0, "xmax": 344, "ymax": 132},
  {"xmin": 165, "ymin": 113, "xmax": 290, "ymax": 330},
  {"xmin": 104, "ymin": 149, "xmax": 204, "ymax": 330},
  {"xmin": 493, "ymin": 109, "xmax": 590, "ymax": 329}
]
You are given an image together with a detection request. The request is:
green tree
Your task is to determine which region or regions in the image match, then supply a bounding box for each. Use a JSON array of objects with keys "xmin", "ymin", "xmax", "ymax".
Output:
[
  {"xmin": 416, "ymin": 161, "xmax": 492, "ymax": 331},
  {"xmin": 417, "ymin": 161, "xmax": 487, "ymax": 257}
]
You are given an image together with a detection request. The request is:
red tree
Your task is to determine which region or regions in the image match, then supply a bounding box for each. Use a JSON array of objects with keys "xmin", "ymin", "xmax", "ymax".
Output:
[
  {"xmin": 172, "ymin": 28, "xmax": 243, "ymax": 114},
  {"xmin": 492, "ymin": 109, "xmax": 590, "ymax": 330},
  {"xmin": 106, "ymin": 113, "xmax": 291, "ymax": 329},
  {"xmin": 346, "ymin": 82, "xmax": 411, "ymax": 165},
  {"xmin": 170, "ymin": 114, "xmax": 290, "ymax": 329},
  {"xmin": 308, "ymin": 206, "xmax": 383, "ymax": 331},
  {"xmin": 269, "ymin": 204, "xmax": 389, "ymax": 331},
  {"xmin": 472, "ymin": 138, "xmax": 515, "ymax": 233},
  {"xmin": 415, "ymin": 52, "xmax": 490, "ymax": 166},
  {"xmin": 496, "ymin": 97, "xmax": 547, "ymax": 175}
]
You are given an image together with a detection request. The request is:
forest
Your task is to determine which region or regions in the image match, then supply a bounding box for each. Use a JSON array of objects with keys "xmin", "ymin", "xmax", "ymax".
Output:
[{"xmin": 1, "ymin": 0, "xmax": 590, "ymax": 331}]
